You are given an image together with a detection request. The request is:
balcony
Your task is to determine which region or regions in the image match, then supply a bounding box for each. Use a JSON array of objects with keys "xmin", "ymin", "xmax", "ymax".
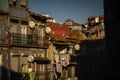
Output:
[{"xmin": 10, "ymin": 33, "xmax": 48, "ymax": 48}]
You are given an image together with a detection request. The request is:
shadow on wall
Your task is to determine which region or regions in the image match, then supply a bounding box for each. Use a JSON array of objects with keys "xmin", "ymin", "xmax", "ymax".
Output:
[
  {"xmin": 0, "ymin": 65, "xmax": 30, "ymax": 80},
  {"xmin": 0, "ymin": 66, "xmax": 9, "ymax": 80},
  {"xmin": 76, "ymin": 39, "xmax": 106, "ymax": 80}
]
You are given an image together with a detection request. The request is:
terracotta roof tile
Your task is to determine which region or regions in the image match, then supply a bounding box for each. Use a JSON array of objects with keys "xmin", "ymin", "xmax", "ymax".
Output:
[{"xmin": 46, "ymin": 22, "xmax": 70, "ymax": 40}]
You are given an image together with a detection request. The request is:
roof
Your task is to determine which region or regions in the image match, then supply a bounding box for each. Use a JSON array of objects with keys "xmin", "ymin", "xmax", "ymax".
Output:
[
  {"xmin": 64, "ymin": 19, "xmax": 81, "ymax": 26},
  {"xmin": 46, "ymin": 21, "xmax": 70, "ymax": 40},
  {"xmin": 67, "ymin": 30, "xmax": 87, "ymax": 42},
  {"xmin": 64, "ymin": 19, "xmax": 74, "ymax": 22},
  {"xmin": 72, "ymin": 22, "xmax": 81, "ymax": 26},
  {"xmin": 99, "ymin": 15, "xmax": 104, "ymax": 21},
  {"xmin": 88, "ymin": 15, "xmax": 104, "ymax": 22},
  {"xmin": 29, "ymin": 11, "xmax": 53, "ymax": 21}
]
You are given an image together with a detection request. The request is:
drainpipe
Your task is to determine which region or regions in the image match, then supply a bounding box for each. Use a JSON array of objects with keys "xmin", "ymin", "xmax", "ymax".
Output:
[{"xmin": 6, "ymin": 27, "xmax": 11, "ymax": 68}]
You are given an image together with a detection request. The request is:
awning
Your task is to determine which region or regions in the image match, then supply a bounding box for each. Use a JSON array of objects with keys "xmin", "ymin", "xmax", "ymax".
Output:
[{"xmin": 34, "ymin": 57, "xmax": 51, "ymax": 64}]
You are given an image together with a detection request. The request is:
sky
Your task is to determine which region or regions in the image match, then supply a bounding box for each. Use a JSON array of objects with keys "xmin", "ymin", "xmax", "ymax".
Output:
[{"xmin": 28, "ymin": 0, "xmax": 104, "ymax": 24}]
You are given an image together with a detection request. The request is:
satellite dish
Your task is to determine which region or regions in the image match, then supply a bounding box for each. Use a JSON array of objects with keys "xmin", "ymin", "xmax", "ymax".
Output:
[
  {"xmin": 29, "ymin": 21, "xmax": 35, "ymax": 28},
  {"xmin": 74, "ymin": 44, "xmax": 80, "ymax": 50},
  {"xmin": 28, "ymin": 55, "xmax": 34, "ymax": 62},
  {"xmin": 46, "ymin": 27, "xmax": 51, "ymax": 34}
]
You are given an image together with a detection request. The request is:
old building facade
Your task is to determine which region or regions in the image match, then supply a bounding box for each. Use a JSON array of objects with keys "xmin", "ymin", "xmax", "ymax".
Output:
[
  {"xmin": 0, "ymin": 0, "xmax": 105, "ymax": 80},
  {"xmin": 0, "ymin": 0, "xmax": 53, "ymax": 80}
]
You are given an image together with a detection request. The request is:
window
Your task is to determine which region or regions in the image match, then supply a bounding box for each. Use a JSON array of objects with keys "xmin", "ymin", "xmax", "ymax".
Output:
[
  {"xmin": 0, "ymin": 20, "xmax": 6, "ymax": 40},
  {"xmin": 10, "ymin": 18, "xmax": 19, "ymax": 23},
  {"xmin": 20, "ymin": 20, "xmax": 28, "ymax": 25}
]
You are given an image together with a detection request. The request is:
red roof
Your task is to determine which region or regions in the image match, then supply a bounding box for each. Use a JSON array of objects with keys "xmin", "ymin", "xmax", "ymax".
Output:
[
  {"xmin": 71, "ymin": 22, "xmax": 81, "ymax": 26},
  {"xmin": 46, "ymin": 22, "xmax": 70, "ymax": 40}
]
